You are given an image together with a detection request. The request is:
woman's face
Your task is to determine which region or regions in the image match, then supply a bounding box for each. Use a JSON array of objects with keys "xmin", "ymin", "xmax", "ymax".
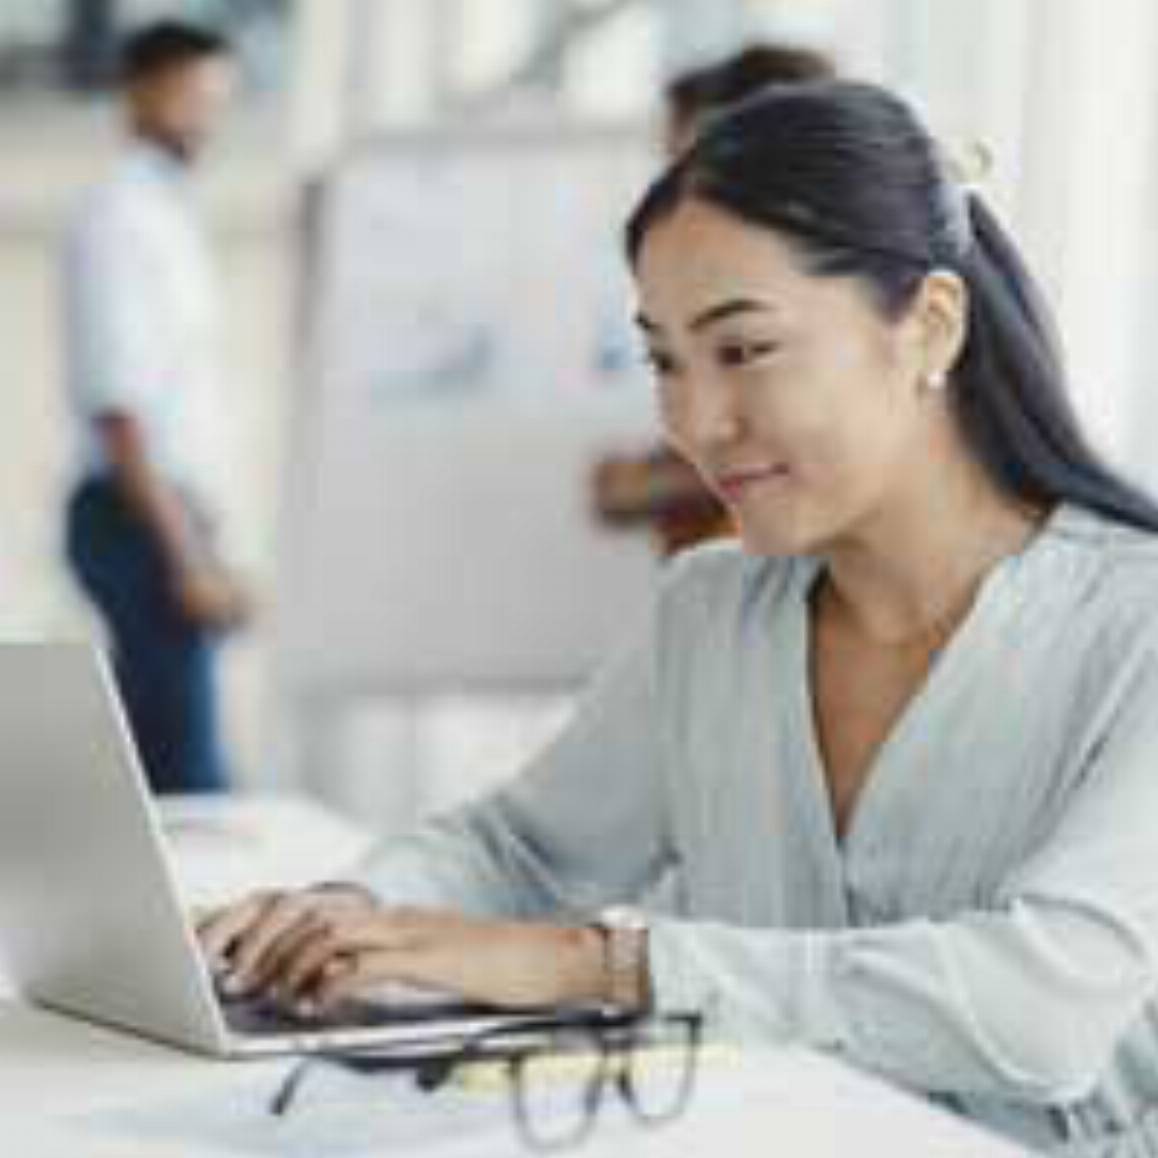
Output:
[{"xmin": 634, "ymin": 197, "xmax": 947, "ymax": 556}]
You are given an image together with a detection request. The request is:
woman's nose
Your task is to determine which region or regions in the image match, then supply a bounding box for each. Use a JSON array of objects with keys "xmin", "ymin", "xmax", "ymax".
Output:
[{"xmin": 679, "ymin": 378, "xmax": 743, "ymax": 451}]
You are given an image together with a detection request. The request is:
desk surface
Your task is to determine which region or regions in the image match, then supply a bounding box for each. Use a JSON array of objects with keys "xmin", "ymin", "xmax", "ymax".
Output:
[
  {"xmin": 0, "ymin": 793, "xmax": 1031, "ymax": 1156},
  {"xmin": 0, "ymin": 1001, "xmax": 1032, "ymax": 1157}
]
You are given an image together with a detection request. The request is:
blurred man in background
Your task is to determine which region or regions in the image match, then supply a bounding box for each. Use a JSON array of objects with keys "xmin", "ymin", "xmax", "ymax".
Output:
[
  {"xmin": 593, "ymin": 44, "xmax": 835, "ymax": 556},
  {"xmin": 62, "ymin": 20, "xmax": 250, "ymax": 794}
]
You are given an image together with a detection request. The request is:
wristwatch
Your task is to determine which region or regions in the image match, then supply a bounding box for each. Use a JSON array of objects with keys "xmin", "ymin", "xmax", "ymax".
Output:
[{"xmin": 591, "ymin": 905, "xmax": 650, "ymax": 1011}]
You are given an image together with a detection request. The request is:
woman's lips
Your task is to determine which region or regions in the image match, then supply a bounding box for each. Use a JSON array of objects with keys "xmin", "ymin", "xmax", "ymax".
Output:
[{"xmin": 714, "ymin": 464, "xmax": 790, "ymax": 503}]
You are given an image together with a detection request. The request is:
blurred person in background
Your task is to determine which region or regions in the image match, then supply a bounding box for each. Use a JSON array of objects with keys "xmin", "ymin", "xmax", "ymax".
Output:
[
  {"xmin": 593, "ymin": 43, "xmax": 835, "ymax": 556},
  {"xmin": 62, "ymin": 20, "xmax": 250, "ymax": 794}
]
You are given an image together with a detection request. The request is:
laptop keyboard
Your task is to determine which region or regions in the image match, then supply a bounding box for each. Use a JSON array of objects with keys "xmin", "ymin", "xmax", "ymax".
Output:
[{"xmin": 219, "ymin": 990, "xmax": 492, "ymax": 1038}]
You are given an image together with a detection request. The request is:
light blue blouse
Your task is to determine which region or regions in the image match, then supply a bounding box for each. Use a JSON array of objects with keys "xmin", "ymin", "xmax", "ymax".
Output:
[{"xmin": 355, "ymin": 503, "xmax": 1158, "ymax": 1155}]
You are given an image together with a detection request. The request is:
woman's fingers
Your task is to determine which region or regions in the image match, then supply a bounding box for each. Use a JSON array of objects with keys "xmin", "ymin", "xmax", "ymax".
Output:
[
  {"xmin": 196, "ymin": 892, "xmax": 272, "ymax": 969},
  {"xmin": 198, "ymin": 886, "xmax": 382, "ymax": 998},
  {"xmin": 278, "ymin": 909, "xmax": 423, "ymax": 999},
  {"xmin": 218, "ymin": 892, "xmax": 321, "ymax": 994},
  {"xmin": 240, "ymin": 908, "xmax": 335, "ymax": 997},
  {"xmin": 276, "ymin": 925, "xmax": 353, "ymax": 1000}
]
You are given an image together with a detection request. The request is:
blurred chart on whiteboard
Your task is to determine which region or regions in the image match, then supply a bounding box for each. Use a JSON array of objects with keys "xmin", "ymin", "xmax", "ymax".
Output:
[{"xmin": 314, "ymin": 128, "xmax": 657, "ymax": 406}]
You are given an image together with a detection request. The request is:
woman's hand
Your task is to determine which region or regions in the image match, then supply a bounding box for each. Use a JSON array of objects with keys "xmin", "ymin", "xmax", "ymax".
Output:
[
  {"xmin": 196, "ymin": 888, "xmax": 608, "ymax": 1014},
  {"xmin": 276, "ymin": 907, "xmax": 607, "ymax": 1013},
  {"xmin": 196, "ymin": 884, "xmax": 377, "ymax": 999}
]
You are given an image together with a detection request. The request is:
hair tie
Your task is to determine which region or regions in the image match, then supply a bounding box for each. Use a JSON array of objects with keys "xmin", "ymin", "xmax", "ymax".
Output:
[{"xmin": 937, "ymin": 137, "xmax": 991, "ymax": 260}]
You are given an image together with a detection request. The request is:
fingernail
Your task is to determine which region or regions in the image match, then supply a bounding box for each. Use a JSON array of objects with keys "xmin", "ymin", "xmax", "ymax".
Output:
[{"xmin": 221, "ymin": 973, "xmax": 244, "ymax": 996}]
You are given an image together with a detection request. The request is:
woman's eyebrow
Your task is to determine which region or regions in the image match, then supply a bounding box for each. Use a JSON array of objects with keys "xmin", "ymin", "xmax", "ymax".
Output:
[
  {"xmin": 634, "ymin": 298, "xmax": 778, "ymax": 337},
  {"xmin": 688, "ymin": 298, "xmax": 777, "ymax": 332}
]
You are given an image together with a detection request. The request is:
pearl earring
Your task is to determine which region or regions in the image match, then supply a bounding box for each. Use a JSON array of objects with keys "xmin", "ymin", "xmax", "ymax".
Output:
[{"xmin": 924, "ymin": 370, "xmax": 947, "ymax": 392}]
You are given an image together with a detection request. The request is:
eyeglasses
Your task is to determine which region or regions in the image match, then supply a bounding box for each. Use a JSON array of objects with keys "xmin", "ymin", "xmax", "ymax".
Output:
[{"xmin": 269, "ymin": 1008, "xmax": 703, "ymax": 1152}]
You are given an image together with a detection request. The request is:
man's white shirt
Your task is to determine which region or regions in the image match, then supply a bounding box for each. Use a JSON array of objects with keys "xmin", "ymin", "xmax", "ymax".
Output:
[{"xmin": 62, "ymin": 140, "xmax": 228, "ymax": 510}]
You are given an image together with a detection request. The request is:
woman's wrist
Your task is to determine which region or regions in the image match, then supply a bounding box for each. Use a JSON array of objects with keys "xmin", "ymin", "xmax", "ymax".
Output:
[
  {"xmin": 576, "ymin": 913, "xmax": 650, "ymax": 1012},
  {"xmin": 552, "ymin": 923, "xmax": 612, "ymax": 1005}
]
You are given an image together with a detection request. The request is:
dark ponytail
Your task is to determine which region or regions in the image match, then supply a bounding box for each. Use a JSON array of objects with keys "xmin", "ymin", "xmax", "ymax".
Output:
[
  {"xmin": 626, "ymin": 80, "xmax": 1158, "ymax": 534},
  {"xmin": 952, "ymin": 194, "xmax": 1158, "ymax": 530}
]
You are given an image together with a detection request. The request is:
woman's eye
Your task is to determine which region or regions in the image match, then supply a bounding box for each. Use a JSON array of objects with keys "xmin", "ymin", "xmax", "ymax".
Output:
[{"xmin": 719, "ymin": 340, "xmax": 779, "ymax": 367}]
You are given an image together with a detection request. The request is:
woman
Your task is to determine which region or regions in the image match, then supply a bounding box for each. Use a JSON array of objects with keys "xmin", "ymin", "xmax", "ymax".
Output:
[{"xmin": 201, "ymin": 82, "xmax": 1158, "ymax": 1153}]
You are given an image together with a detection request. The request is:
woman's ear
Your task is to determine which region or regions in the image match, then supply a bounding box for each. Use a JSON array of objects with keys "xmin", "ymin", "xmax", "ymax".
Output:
[{"xmin": 913, "ymin": 268, "xmax": 969, "ymax": 389}]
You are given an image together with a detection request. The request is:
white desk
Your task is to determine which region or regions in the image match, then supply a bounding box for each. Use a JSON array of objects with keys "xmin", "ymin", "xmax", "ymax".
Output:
[
  {"xmin": 0, "ymin": 793, "xmax": 1033, "ymax": 1156},
  {"xmin": 0, "ymin": 1002, "xmax": 1033, "ymax": 1157}
]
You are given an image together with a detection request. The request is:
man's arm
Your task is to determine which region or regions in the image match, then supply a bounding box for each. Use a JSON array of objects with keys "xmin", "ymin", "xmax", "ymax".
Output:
[{"xmin": 97, "ymin": 411, "xmax": 247, "ymax": 629}]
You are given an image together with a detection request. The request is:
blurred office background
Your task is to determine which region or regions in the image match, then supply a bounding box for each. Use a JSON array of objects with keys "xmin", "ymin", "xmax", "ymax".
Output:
[{"xmin": 2, "ymin": 0, "xmax": 1157, "ymax": 832}]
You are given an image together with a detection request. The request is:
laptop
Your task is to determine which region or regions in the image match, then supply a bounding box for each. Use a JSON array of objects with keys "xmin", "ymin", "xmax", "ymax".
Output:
[{"xmin": 0, "ymin": 642, "xmax": 552, "ymax": 1057}]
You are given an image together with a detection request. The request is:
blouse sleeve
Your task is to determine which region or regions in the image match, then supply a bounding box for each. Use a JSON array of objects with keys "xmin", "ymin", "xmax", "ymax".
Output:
[{"xmin": 646, "ymin": 638, "xmax": 1158, "ymax": 1105}]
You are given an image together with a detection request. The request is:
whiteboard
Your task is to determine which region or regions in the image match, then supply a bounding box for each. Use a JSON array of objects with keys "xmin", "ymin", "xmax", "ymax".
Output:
[{"xmin": 278, "ymin": 126, "xmax": 664, "ymax": 695}]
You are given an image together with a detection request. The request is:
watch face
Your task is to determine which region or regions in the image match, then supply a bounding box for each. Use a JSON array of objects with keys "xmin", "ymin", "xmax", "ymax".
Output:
[
  {"xmin": 596, "ymin": 906, "xmax": 649, "ymax": 1012},
  {"xmin": 600, "ymin": 904, "xmax": 648, "ymax": 932}
]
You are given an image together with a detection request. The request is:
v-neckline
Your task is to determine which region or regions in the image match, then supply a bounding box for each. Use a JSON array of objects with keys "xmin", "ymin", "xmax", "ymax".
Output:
[{"xmin": 785, "ymin": 508, "xmax": 1063, "ymax": 860}]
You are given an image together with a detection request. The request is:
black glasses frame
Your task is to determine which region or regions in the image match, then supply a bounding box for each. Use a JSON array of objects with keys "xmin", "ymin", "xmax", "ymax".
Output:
[
  {"xmin": 505, "ymin": 1011, "xmax": 703, "ymax": 1151},
  {"xmin": 269, "ymin": 1008, "xmax": 703, "ymax": 1152}
]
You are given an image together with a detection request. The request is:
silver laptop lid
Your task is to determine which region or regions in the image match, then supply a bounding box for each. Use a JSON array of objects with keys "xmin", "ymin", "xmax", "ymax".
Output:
[{"xmin": 0, "ymin": 642, "xmax": 225, "ymax": 1052}]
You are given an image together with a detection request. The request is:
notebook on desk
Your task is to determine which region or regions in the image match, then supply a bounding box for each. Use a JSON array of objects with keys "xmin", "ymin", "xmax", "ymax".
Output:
[{"xmin": 0, "ymin": 642, "xmax": 548, "ymax": 1057}]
